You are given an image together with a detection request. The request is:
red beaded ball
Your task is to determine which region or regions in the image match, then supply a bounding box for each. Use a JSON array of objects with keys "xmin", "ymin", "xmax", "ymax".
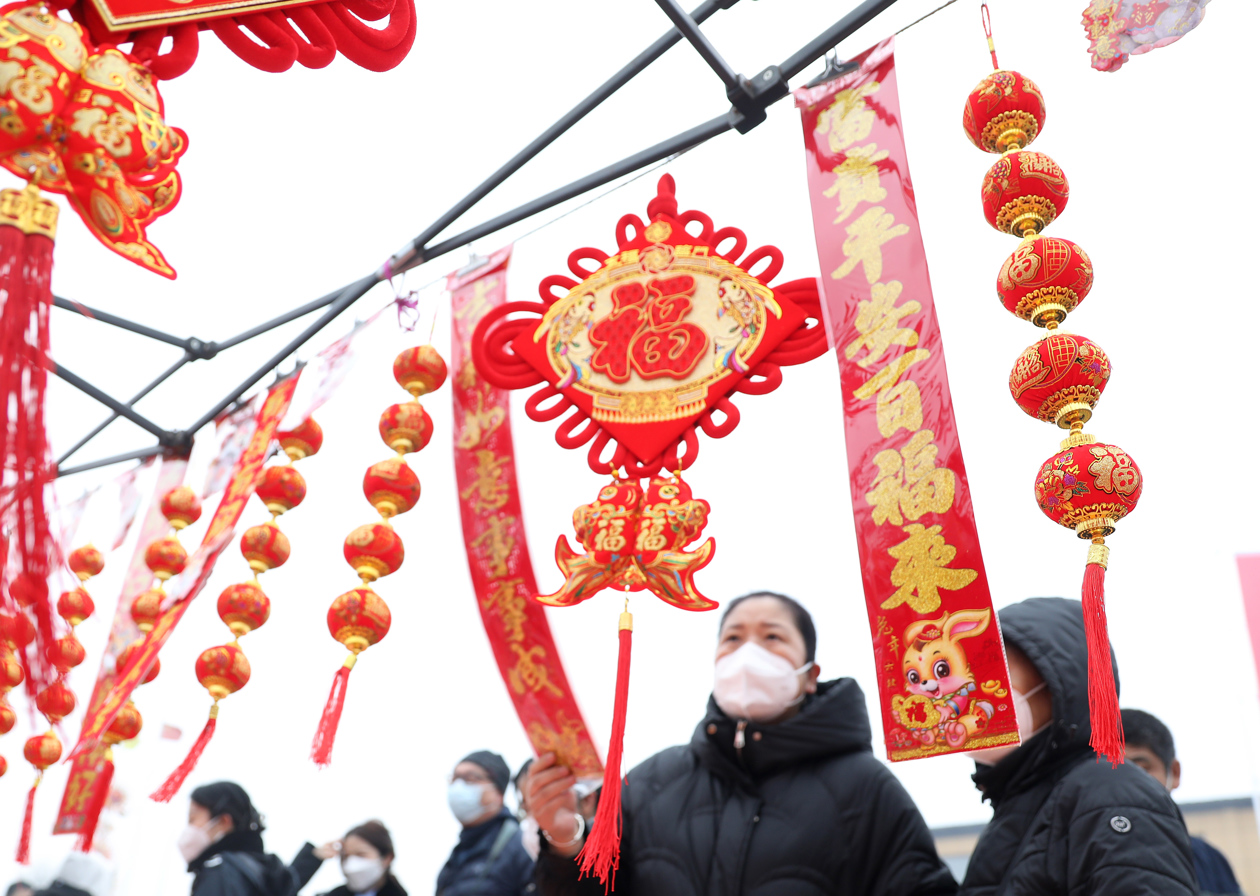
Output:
[
  {"xmin": 195, "ymin": 643, "xmax": 252, "ymax": 701},
  {"xmin": 161, "ymin": 486, "xmax": 203, "ymax": 530},
  {"xmin": 240, "ymin": 522, "xmax": 291, "ymax": 573},
  {"xmin": 363, "ymin": 457, "xmax": 422, "ymax": 518},
  {"xmin": 35, "ymin": 681, "xmax": 76, "ymax": 723},
  {"xmin": 981, "ymin": 151, "xmax": 1069, "ymax": 237},
  {"xmin": 117, "ymin": 639, "xmax": 160, "ymax": 684},
  {"xmin": 57, "ymin": 588, "xmax": 95, "ymax": 627},
  {"xmin": 1034, "ymin": 442, "xmax": 1142, "ymax": 538},
  {"xmin": 277, "ymin": 417, "xmax": 324, "ymax": 461},
  {"xmin": 145, "ymin": 536, "xmax": 189, "ymax": 581},
  {"xmin": 217, "ymin": 582, "xmax": 271, "ymax": 637},
  {"xmin": 343, "ymin": 523, "xmax": 405, "ymax": 582},
  {"xmin": 997, "ymin": 236, "xmax": 1093, "ymax": 327},
  {"xmin": 1009, "ymin": 333, "xmax": 1111, "ymax": 428},
  {"xmin": 24, "ymin": 731, "xmax": 62, "ymax": 770},
  {"xmin": 255, "ymin": 465, "xmax": 307, "ymax": 516},
  {"xmin": 393, "ymin": 345, "xmax": 448, "ymax": 398},
  {"xmin": 379, "ymin": 402, "xmax": 433, "ymax": 454},
  {"xmin": 47, "ymin": 634, "xmax": 86, "ymax": 672},
  {"xmin": 130, "ymin": 587, "xmax": 165, "ymax": 632},
  {"xmin": 68, "ymin": 544, "xmax": 105, "ymax": 581},
  {"xmin": 962, "ymin": 70, "xmax": 1046, "ymax": 153},
  {"xmin": 327, "ymin": 587, "xmax": 392, "ymax": 654},
  {"xmin": 104, "ymin": 700, "xmax": 142, "ymax": 745}
]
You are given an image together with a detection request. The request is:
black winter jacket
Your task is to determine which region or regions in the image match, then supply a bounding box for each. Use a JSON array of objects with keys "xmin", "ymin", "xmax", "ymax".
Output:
[
  {"xmin": 188, "ymin": 829, "xmax": 297, "ymax": 896},
  {"xmin": 960, "ymin": 597, "xmax": 1198, "ymax": 896},
  {"xmin": 437, "ymin": 808, "xmax": 535, "ymax": 896},
  {"xmin": 536, "ymin": 677, "xmax": 957, "ymax": 896}
]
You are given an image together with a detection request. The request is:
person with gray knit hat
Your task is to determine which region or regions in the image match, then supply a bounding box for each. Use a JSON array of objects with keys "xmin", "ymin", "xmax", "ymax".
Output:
[{"xmin": 436, "ymin": 750, "xmax": 535, "ymax": 896}]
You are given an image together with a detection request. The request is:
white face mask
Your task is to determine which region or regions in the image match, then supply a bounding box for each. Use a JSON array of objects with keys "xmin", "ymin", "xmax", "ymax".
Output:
[
  {"xmin": 972, "ymin": 681, "xmax": 1048, "ymax": 765},
  {"xmin": 342, "ymin": 855, "xmax": 386, "ymax": 893},
  {"xmin": 713, "ymin": 641, "xmax": 813, "ymax": 723},
  {"xmin": 448, "ymin": 779, "xmax": 489, "ymax": 825},
  {"xmin": 177, "ymin": 820, "xmax": 216, "ymax": 864},
  {"xmin": 519, "ymin": 815, "xmax": 540, "ymax": 861}
]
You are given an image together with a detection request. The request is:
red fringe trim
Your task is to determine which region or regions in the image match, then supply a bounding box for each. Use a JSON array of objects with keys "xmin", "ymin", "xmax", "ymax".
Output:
[
  {"xmin": 310, "ymin": 656, "xmax": 355, "ymax": 768},
  {"xmin": 578, "ymin": 621, "xmax": 633, "ymax": 892},
  {"xmin": 1082, "ymin": 562, "xmax": 1124, "ymax": 766},
  {"xmin": 16, "ymin": 774, "xmax": 39, "ymax": 864},
  {"xmin": 150, "ymin": 706, "xmax": 217, "ymax": 802},
  {"xmin": 76, "ymin": 754, "xmax": 114, "ymax": 852}
]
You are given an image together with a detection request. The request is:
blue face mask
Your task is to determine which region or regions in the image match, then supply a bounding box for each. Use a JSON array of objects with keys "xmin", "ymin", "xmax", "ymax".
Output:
[{"xmin": 448, "ymin": 779, "xmax": 488, "ymax": 824}]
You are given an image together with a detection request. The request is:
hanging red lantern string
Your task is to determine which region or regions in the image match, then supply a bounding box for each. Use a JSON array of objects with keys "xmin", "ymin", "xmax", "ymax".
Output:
[
  {"xmin": 150, "ymin": 424, "xmax": 317, "ymax": 801},
  {"xmin": 0, "ymin": 610, "xmax": 36, "ymax": 784},
  {"xmin": 963, "ymin": 5, "xmax": 1140, "ymax": 766},
  {"xmin": 310, "ymin": 347, "xmax": 445, "ymax": 767}
]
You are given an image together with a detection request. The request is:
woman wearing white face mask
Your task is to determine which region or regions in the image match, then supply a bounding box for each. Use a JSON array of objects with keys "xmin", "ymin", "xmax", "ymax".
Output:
[
  {"xmin": 526, "ymin": 591, "xmax": 957, "ymax": 896},
  {"xmin": 180, "ymin": 781, "xmax": 298, "ymax": 896},
  {"xmin": 312, "ymin": 821, "xmax": 406, "ymax": 896}
]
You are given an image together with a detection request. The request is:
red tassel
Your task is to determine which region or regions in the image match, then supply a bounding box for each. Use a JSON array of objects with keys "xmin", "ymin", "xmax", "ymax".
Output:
[
  {"xmin": 76, "ymin": 752, "xmax": 115, "ymax": 852},
  {"xmin": 310, "ymin": 654, "xmax": 356, "ymax": 767},
  {"xmin": 578, "ymin": 610, "xmax": 633, "ymax": 892},
  {"xmin": 150, "ymin": 704, "xmax": 218, "ymax": 802},
  {"xmin": 16, "ymin": 773, "xmax": 39, "ymax": 864},
  {"xmin": 1082, "ymin": 543, "xmax": 1124, "ymax": 766}
]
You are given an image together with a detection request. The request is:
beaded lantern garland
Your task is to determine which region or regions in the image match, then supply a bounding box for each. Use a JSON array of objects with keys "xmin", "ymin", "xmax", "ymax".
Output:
[
  {"xmin": 963, "ymin": 7, "xmax": 1141, "ymax": 765},
  {"xmin": 309, "ymin": 344, "xmax": 446, "ymax": 767}
]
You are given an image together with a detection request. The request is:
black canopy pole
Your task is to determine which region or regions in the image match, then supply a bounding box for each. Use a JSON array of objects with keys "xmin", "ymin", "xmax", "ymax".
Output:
[
  {"xmin": 653, "ymin": 0, "xmax": 740, "ymax": 89},
  {"xmin": 57, "ymin": 445, "xmax": 170, "ymax": 478},
  {"xmin": 779, "ymin": 0, "xmax": 903, "ymax": 81},
  {"xmin": 53, "ymin": 296, "xmax": 192, "ymax": 351},
  {"xmin": 48, "ymin": 361, "xmax": 175, "ymax": 443}
]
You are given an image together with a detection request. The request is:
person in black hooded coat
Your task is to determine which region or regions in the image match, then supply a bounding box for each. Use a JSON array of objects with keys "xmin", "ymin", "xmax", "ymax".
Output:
[
  {"xmin": 959, "ymin": 597, "xmax": 1197, "ymax": 896},
  {"xmin": 526, "ymin": 592, "xmax": 957, "ymax": 896},
  {"xmin": 182, "ymin": 781, "xmax": 298, "ymax": 896}
]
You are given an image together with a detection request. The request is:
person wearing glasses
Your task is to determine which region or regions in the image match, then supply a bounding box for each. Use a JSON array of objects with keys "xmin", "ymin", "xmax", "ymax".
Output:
[{"xmin": 436, "ymin": 750, "xmax": 535, "ymax": 896}]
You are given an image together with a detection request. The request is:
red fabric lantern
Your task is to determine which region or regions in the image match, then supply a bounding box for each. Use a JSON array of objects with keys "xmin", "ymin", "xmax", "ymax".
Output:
[
  {"xmin": 145, "ymin": 535, "xmax": 189, "ymax": 580},
  {"xmin": 10, "ymin": 572, "xmax": 48, "ymax": 608},
  {"xmin": 57, "ymin": 588, "xmax": 95, "ymax": 627},
  {"xmin": 0, "ymin": 612, "xmax": 35, "ymax": 649},
  {"xmin": 35, "ymin": 682, "xmax": 75, "ymax": 723},
  {"xmin": 117, "ymin": 639, "xmax": 160, "ymax": 684},
  {"xmin": 327, "ymin": 587, "xmax": 392, "ymax": 654},
  {"xmin": 195, "ymin": 643, "xmax": 251, "ymax": 701},
  {"xmin": 67, "ymin": 545, "xmax": 104, "ymax": 581},
  {"xmin": 240, "ymin": 522, "xmax": 291, "ymax": 572},
  {"xmin": 217, "ymin": 582, "xmax": 271, "ymax": 637},
  {"xmin": 130, "ymin": 588, "xmax": 164, "ymax": 632},
  {"xmin": 962, "ymin": 70, "xmax": 1046, "ymax": 153},
  {"xmin": 1009, "ymin": 333, "xmax": 1110, "ymax": 427},
  {"xmin": 981, "ymin": 151, "xmax": 1069, "ymax": 237},
  {"xmin": 0, "ymin": 754, "xmax": 5, "ymax": 778},
  {"xmin": 255, "ymin": 465, "xmax": 307, "ymax": 515},
  {"xmin": 1034, "ymin": 441, "xmax": 1142, "ymax": 537},
  {"xmin": 23, "ymin": 731, "xmax": 60, "ymax": 769},
  {"xmin": 161, "ymin": 486, "xmax": 203, "ymax": 529},
  {"xmin": 343, "ymin": 523, "xmax": 404, "ymax": 581},
  {"xmin": 47, "ymin": 634, "xmax": 86, "ymax": 672},
  {"xmin": 997, "ymin": 236, "xmax": 1093, "ymax": 327},
  {"xmin": 1, "ymin": 652, "xmax": 23, "ymax": 692},
  {"xmin": 0, "ymin": 696, "xmax": 14, "ymax": 734},
  {"xmin": 104, "ymin": 701, "xmax": 142, "ymax": 745},
  {"xmin": 277, "ymin": 417, "xmax": 324, "ymax": 460},
  {"xmin": 393, "ymin": 345, "xmax": 448, "ymax": 397},
  {"xmin": 362, "ymin": 456, "xmax": 421, "ymax": 518},
  {"xmin": 378, "ymin": 402, "xmax": 433, "ymax": 454}
]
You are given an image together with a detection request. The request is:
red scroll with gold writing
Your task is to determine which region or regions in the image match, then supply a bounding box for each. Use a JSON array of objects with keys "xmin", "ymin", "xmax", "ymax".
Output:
[
  {"xmin": 796, "ymin": 38, "xmax": 1018, "ymax": 761},
  {"xmin": 450, "ymin": 248, "xmax": 602, "ymax": 784}
]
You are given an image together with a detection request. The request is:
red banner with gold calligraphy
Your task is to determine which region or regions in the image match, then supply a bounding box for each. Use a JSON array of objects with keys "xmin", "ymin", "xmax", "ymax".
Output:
[
  {"xmin": 67, "ymin": 376, "xmax": 297, "ymax": 761},
  {"xmin": 796, "ymin": 38, "xmax": 1018, "ymax": 761},
  {"xmin": 450, "ymin": 248, "xmax": 602, "ymax": 782}
]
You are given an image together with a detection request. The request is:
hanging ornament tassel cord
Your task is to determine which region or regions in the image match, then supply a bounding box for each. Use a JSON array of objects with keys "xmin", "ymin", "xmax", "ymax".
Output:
[
  {"xmin": 578, "ymin": 607, "xmax": 633, "ymax": 892},
  {"xmin": 980, "ymin": 3, "xmax": 999, "ymax": 69},
  {"xmin": 311, "ymin": 654, "xmax": 356, "ymax": 767},
  {"xmin": 150, "ymin": 704, "xmax": 218, "ymax": 803},
  {"xmin": 1081, "ymin": 540, "xmax": 1123, "ymax": 766},
  {"xmin": 16, "ymin": 773, "xmax": 40, "ymax": 864},
  {"xmin": 76, "ymin": 751, "xmax": 115, "ymax": 852}
]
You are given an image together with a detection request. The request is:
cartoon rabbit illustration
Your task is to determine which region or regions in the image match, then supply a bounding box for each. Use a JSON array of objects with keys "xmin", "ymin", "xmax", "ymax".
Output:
[{"xmin": 900, "ymin": 608, "xmax": 997, "ymax": 748}]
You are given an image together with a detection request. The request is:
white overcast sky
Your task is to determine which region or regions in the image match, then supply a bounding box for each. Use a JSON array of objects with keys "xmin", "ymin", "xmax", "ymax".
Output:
[{"xmin": 2, "ymin": 0, "xmax": 1258, "ymax": 892}]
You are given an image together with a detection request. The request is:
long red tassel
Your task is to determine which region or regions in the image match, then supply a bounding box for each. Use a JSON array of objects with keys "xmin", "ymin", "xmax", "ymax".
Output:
[
  {"xmin": 77, "ymin": 752, "xmax": 115, "ymax": 852},
  {"xmin": 311, "ymin": 654, "xmax": 356, "ymax": 767},
  {"xmin": 1082, "ymin": 542, "xmax": 1123, "ymax": 766},
  {"xmin": 150, "ymin": 704, "xmax": 218, "ymax": 802},
  {"xmin": 578, "ymin": 609, "xmax": 633, "ymax": 892},
  {"xmin": 16, "ymin": 773, "xmax": 39, "ymax": 864}
]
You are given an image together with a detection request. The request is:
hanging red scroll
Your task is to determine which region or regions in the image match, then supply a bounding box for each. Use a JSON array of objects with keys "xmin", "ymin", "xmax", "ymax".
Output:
[
  {"xmin": 796, "ymin": 38, "xmax": 1018, "ymax": 761},
  {"xmin": 68, "ymin": 376, "xmax": 297, "ymax": 759},
  {"xmin": 450, "ymin": 247, "xmax": 602, "ymax": 784}
]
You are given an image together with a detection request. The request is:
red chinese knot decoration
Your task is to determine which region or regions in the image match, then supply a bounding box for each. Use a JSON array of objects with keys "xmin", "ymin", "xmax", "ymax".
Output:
[{"xmin": 963, "ymin": 13, "xmax": 1142, "ymax": 765}]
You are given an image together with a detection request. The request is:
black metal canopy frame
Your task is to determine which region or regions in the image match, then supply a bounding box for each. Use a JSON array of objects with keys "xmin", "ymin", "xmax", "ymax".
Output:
[{"xmin": 52, "ymin": 0, "xmax": 910, "ymax": 480}]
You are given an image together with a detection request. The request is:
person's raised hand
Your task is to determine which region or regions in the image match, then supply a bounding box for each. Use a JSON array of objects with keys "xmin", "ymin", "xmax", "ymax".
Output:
[
  {"xmin": 313, "ymin": 840, "xmax": 341, "ymax": 860},
  {"xmin": 525, "ymin": 752, "xmax": 581, "ymax": 856}
]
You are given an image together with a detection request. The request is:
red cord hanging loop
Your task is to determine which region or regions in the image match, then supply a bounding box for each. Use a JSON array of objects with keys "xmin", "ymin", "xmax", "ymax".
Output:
[{"xmin": 980, "ymin": 3, "xmax": 999, "ymax": 69}]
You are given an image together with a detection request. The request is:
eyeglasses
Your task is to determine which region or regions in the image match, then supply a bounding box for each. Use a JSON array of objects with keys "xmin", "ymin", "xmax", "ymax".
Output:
[{"xmin": 451, "ymin": 772, "xmax": 491, "ymax": 785}]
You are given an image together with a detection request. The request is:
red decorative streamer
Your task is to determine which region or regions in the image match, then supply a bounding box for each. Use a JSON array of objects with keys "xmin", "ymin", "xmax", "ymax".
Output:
[
  {"xmin": 310, "ymin": 655, "xmax": 354, "ymax": 767},
  {"xmin": 150, "ymin": 705, "xmax": 216, "ymax": 802}
]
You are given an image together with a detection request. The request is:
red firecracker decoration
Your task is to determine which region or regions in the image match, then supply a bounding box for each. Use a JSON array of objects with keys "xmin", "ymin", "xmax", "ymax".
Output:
[
  {"xmin": 311, "ymin": 349, "xmax": 443, "ymax": 767},
  {"xmin": 963, "ymin": 7, "xmax": 1140, "ymax": 765}
]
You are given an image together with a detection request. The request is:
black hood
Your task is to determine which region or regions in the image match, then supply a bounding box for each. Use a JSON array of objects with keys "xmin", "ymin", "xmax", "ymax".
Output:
[
  {"xmin": 973, "ymin": 596, "xmax": 1120, "ymax": 804},
  {"xmin": 690, "ymin": 677, "xmax": 872, "ymax": 783}
]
